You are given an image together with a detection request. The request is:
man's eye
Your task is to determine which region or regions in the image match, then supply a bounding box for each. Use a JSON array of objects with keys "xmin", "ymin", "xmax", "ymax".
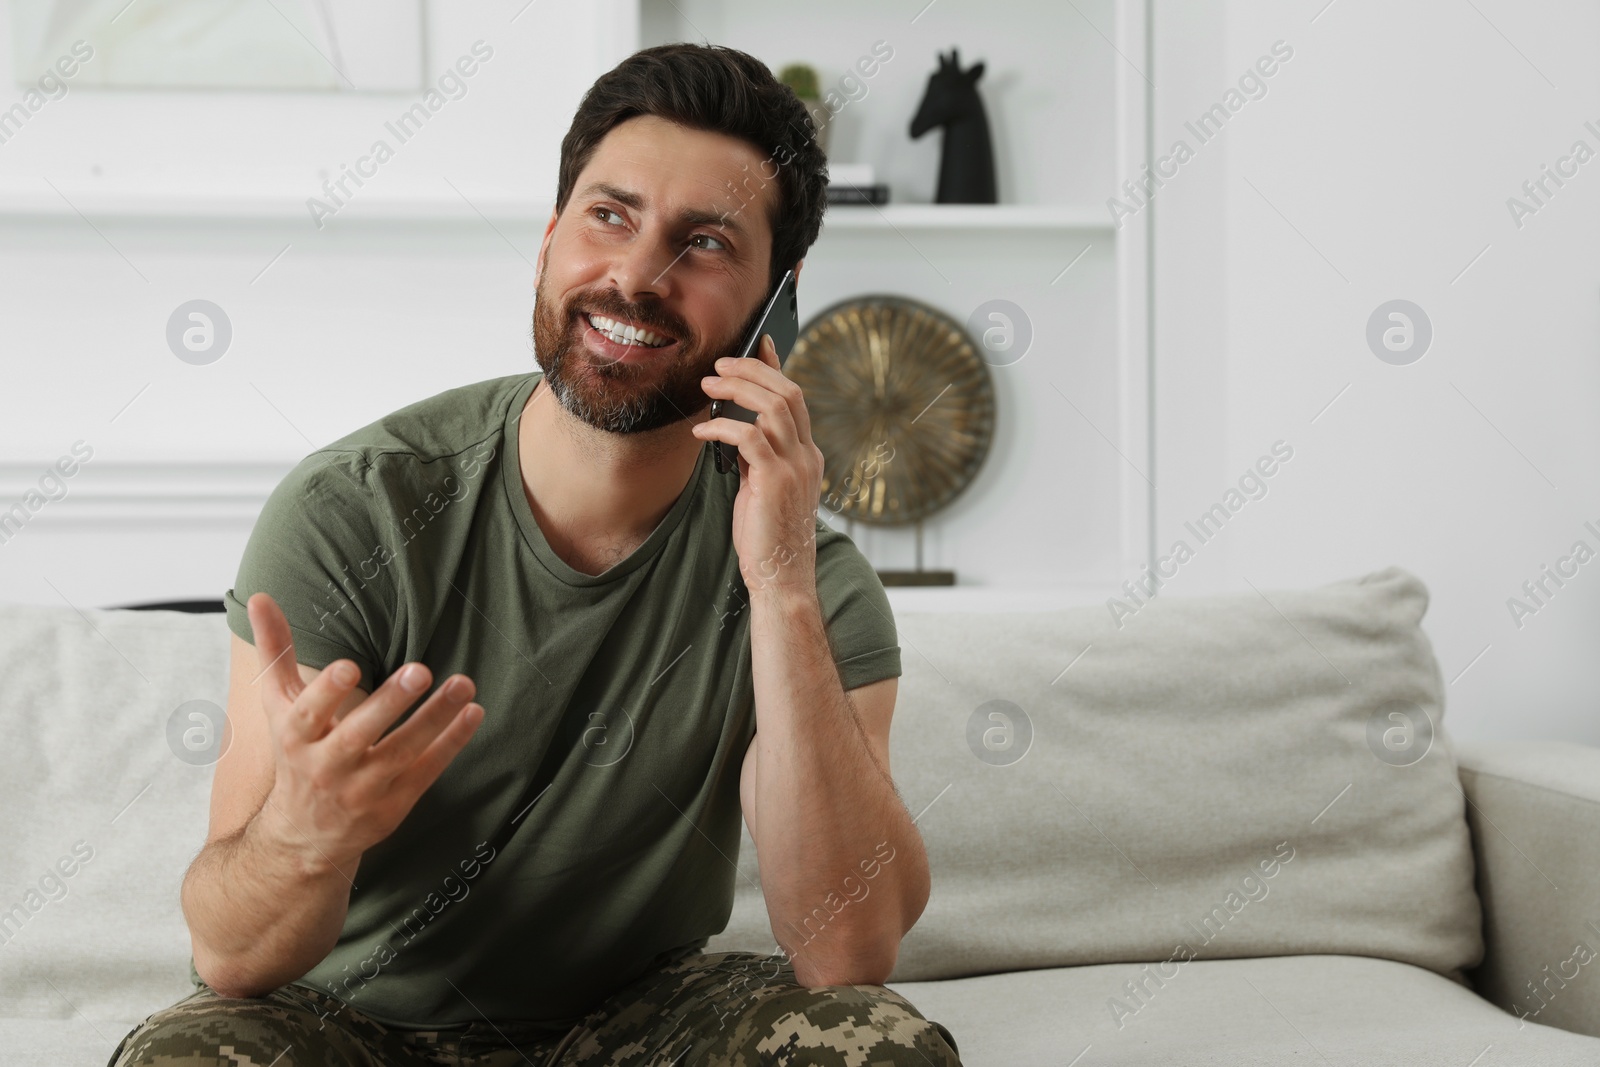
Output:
[
  {"xmin": 690, "ymin": 233, "xmax": 727, "ymax": 252},
  {"xmin": 594, "ymin": 207, "xmax": 624, "ymax": 226}
]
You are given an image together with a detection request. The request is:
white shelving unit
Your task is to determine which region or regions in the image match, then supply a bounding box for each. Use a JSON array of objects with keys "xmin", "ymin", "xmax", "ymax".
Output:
[
  {"xmin": 819, "ymin": 204, "xmax": 1114, "ymax": 231},
  {"xmin": 637, "ymin": 0, "xmax": 1152, "ymax": 604}
]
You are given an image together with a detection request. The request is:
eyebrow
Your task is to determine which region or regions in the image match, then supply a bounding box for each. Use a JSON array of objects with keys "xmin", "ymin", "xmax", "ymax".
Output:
[{"xmin": 576, "ymin": 180, "xmax": 749, "ymax": 242}]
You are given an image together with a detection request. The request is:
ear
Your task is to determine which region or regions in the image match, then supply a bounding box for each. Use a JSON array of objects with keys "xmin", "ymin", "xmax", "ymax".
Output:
[
  {"xmin": 534, "ymin": 206, "xmax": 558, "ymax": 285},
  {"xmin": 966, "ymin": 61, "xmax": 985, "ymax": 82}
]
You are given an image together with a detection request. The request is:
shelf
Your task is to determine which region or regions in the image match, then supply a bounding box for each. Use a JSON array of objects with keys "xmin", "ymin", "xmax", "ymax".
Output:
[
  {"xmin": 820, "ymin": 203, "xmax": 1111, "ymax": 232},
  {"xmin": 0, "ymin": 187, "xmax": 1112, "ymax": 232},
  {"xmin": 0, "ymin": 187, "xmax": 553, "ymax": 223},
  {"xmin": 885, "ymin": 582, "xmax": 1119, "ymax": 613}
]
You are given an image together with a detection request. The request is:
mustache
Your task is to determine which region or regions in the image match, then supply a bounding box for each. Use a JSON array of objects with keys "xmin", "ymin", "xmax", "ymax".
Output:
[{"xmin": 572, "ymin": 293, "xmax": 688, "ymax": 343}]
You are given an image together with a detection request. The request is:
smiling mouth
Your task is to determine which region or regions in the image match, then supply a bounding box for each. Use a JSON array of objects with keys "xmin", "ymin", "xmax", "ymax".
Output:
[{"xmin": 582, "ymin": 311, "xmax": 678, "ymax": 349}]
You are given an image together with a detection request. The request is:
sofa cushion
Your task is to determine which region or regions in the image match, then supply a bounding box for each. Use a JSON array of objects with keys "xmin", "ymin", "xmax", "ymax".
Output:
[
  {"xmin": 708, "ymin": 566, "xmax": 1484, "ymax": 983},
  {"xmin": 889, "ymin": 953, "xmax": 1600, "ymax": 1066},
  {"xmin": 0, "ymin": 605, "xmax": 227, "ymax": 1024}
]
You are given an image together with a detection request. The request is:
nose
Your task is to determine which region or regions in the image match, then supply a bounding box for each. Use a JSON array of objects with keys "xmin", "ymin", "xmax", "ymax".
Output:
[{"xmin": 608, "ymin": 226, "xmax": 683, "ymax": 306}]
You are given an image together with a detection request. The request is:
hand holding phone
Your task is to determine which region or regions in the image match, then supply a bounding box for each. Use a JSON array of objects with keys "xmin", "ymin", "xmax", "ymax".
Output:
[{"xmin": 709, "ymin": 268, "xmax": 800, "ymax": 475}]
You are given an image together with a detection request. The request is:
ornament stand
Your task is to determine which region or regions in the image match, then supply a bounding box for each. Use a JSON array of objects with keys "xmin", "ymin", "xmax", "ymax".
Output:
[{"xmin": 846, "ymin": 517, "xmax": 956, "ymax": 587}]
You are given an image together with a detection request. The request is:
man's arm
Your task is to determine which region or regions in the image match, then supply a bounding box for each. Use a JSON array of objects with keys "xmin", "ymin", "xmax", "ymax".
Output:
[
  {"xmin": 184, "ymin": 595, "xmax": 483, "ymax": 999},
  {"xmin": 183, "ymin": 633, "xmax": 367, "ymax": 998},
  {"xmin": 739, "ymin": 586, "xmax": 930, "ymax": 988},
  {"xmin": 695, "ymin": 329, "xmax": 927, "ymax": 987}
]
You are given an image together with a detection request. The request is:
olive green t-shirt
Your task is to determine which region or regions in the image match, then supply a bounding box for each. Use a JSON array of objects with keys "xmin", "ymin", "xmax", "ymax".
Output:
[{"xmin": 202, "ymin": 371, "xmax": 901, "ymax": 1031}]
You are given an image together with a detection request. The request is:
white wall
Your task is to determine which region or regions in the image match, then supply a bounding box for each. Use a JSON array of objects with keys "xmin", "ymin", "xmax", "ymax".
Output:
[{"xmin": 1152, "ymin": 0, "xmax": 1600, "ymax": 744}]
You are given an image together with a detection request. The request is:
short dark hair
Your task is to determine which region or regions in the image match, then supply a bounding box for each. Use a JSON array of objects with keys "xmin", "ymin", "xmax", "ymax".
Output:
[{"xmin": 555, "ymin": 43, "xmax": 828, "ymax": 296}]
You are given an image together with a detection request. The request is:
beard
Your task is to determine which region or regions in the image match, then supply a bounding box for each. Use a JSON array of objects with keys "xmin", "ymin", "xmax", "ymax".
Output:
[{"xmin": 531, "ymin": 271, "xmax": 768, "ymax": 436}]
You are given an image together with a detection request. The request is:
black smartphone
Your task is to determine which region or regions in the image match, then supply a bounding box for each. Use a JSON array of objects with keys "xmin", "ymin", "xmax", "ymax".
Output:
[{"xmin": 709, "ymin": 268, "xmax": 799, "ymax": 475}]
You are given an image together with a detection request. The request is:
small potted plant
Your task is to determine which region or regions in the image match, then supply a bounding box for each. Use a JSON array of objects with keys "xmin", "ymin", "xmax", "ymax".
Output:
[{"xmin": 778, "ymin": 62, "xmax": 831, "ymax": 157}]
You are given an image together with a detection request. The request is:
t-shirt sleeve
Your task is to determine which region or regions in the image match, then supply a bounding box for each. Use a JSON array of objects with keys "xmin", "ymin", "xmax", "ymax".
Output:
[
  {"xmin": 813, "ymin": 521, "xmax": 902, "ymax": 692},
  {"xmin": 223, "ymin": 450, "xmax": 394, "ymax": 694}
]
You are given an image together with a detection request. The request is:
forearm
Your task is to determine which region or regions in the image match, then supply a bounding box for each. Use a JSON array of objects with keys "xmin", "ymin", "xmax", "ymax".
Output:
[
  {"xmin": 747, "ymin": 585, "xmax": 930, "ymax": 986},
  {"xmin": 182, "ymin": 799, "xmax": 356, "ymax": 998}
]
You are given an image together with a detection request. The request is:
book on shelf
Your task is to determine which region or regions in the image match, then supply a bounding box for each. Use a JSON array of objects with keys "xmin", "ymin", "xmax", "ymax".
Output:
[{"xmin": 826, "ymin": 183, "xmax": 890, "ymax": 206}]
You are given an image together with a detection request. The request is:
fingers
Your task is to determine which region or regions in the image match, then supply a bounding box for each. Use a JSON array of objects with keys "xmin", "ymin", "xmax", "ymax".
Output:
[
  {"xmin": 246, "ymin": 592, "xmax": 485, "ymax": 793},
  {"xmin": 328, "ymin": 661, "xmax": 438, "ymax": 755},
  {"xmin": 369, "ymin": 673, "xmax": 477, "ymax": 769},
  {"xmin": 297, "ymin": 658, "xmax": 371, "ymax": 739},
  {"xmin": 703, "ymin": 360, "xmax": 808, "ymax": 450},
  {"xmin": 390, "ymin": 700, "xmax": 484, "ymax": 800},
  {"xmin": 695, "ymin": 413, "xmax": 776, "ymax": 466},
  {"xmin": 246, "ymin": 593, "xmax": 303, "ymax": 702},
  {"xmin": 249, "ymin": 593, "xmax": 370, "ymax": 745}
]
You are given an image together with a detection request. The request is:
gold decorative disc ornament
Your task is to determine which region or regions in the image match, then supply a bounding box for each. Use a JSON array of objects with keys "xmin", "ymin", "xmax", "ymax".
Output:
[{"xmin": 786, "ymin": 296, "xmax": 996, "ymax": 537}]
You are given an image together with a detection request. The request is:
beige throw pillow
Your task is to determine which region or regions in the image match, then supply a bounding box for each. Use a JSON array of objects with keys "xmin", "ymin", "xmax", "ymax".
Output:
[{"xmin": 710, "ymin": 566, "xmax": 1484, "ymax": 985}]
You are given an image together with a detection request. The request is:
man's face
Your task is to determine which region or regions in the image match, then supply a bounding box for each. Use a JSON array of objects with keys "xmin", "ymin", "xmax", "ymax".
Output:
[{"xmin": 532, "ymin": 114, "xmax": 780, "ymax": 435}]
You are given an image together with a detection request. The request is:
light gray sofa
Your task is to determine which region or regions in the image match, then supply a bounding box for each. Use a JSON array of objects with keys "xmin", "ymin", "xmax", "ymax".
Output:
[{"xmin": 1, "ymin": 565, "xmax": 1596, "ymax": 1066}]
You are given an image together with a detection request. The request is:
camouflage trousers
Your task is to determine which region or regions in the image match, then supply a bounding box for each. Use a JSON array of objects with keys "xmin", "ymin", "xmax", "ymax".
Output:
[{"xmin": 106, "ymin": 950, "xmax": 963, "ymax": 1066}]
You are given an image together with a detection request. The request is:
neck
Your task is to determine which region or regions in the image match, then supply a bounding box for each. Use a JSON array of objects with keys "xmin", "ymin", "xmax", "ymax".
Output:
[{"xmin": 517, "ymin": 376, "xmax": 704, "ymax": 559}]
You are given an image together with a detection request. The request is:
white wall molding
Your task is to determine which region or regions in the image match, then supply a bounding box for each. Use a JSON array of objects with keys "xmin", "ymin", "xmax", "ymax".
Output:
[{"xmin": 0, "ymin": 462, "xmax": 292, "ymax": 526}]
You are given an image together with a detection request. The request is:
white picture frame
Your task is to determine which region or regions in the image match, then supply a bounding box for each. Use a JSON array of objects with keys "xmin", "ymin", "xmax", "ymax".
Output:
[
  {"xmin": 10, "ymin": 0, "xmax": 426, "ymax": 92},
  {"xmin": 0, "ymin": 0, "xmax": 640, "ymax": 216}
]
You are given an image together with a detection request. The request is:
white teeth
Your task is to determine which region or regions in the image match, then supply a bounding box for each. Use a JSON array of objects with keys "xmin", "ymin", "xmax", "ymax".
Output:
[{"xmin": 587, "ymin": 313, "xmax": 670, "ymax": 347}]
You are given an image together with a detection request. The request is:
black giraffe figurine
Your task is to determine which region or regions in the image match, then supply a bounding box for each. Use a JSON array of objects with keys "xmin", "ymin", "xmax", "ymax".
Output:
[{"xmin": 909, "ymin": 47, "xmax": 997, "ymax": 204}]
